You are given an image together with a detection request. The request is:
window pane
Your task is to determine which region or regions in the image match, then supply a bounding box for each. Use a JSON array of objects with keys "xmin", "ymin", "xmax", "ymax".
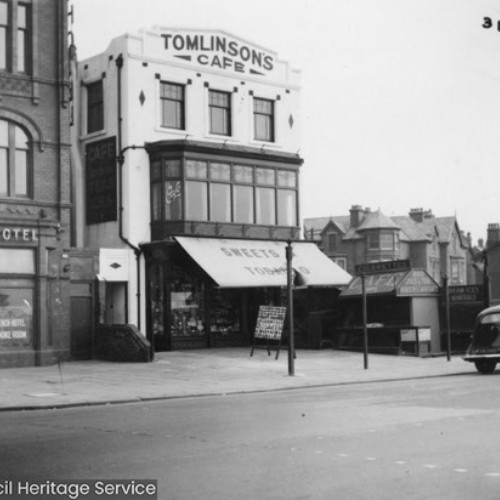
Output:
[
  {"xmin": 0, "ymin": 27, "xmax": 6, "ymax": 70},
  {"xmin": 14, "ymin": 150, "xmax": 27, "ymax": 196},
  {"xmin": 165, "ymin": 159, "xmax": 181, "ymax": 178},
  {"xmin": 233, "ymin": 165, "xmax": 253, "ymax": 183},
  {"xmin": 164, "ymin": 180, "xmax": 182, "ymax": 220},
  {"xmin": 0, "ymin": 286, "xmax": 34, "ymax": 348},
  {"xmin": 17, "ymin": 31, "xmax": 25, "ymax": 73},
  {"xmin": 185, "ymin": 181, "xmax": 207, "ymax": 221},
  {"xmin": 277, "ymin": 190, "xmax": 297, "ymax": 226},
  {"xmin": 0, "ymin": 3, "xmax": 7, "ymax": 24},
  {"xmin": 18, "ymin": 5, "xmax": 26, "ymax": 28},
  {"xmin": 210, "ymin": 163, "xmax": 230, "ymax": 181},
  {"xmin": 256, "ymin": 168, "xmax": 275, "ymax": 185},
  {"xmin": 151, "ymin": 183, "xmax": 161, "ymax": 220},
  {"xmin": 0, "ymin": 120, "xmax": 8, "ymax": 147},
  {"xmin": 233, "ymin": 185, "xmax": 253, "ymax": 223},
  {"xmin": 256, "ymin": 187, "xmax": 275, "ymax": 225},
  {"xmin": 0, "ymin": 248, "xmax": 35, "ymax": 273},
  {"xmin": 15, "ymin": 126, "xmax": 28, "ymax": 149},
  {"xmin": 87, "ymin": 81, "xmax": 104, "ymax": 133},
  {"xmin": 162, "ymin": 100, "xmax": 182, "ymax": 129},
  {"xmin": 277, "ymin": 170, "xmax": 297, "ymax": 188},
  {"xmin": 210, "ymin": 107, "xmax": 228, "ymax": 135},
  {"xmin": 210, "ymin": 183, "xmax": 230, "ymax": 222},
  {"xmin": 255, "ymin": 115, "xmax": 272, "ymax": 141},
  {"xmin": 151, "ymin": 161, "xmax": 161, "ymax": 181},
  {"xmin": 0, "ymin": 148, "xmax": 7, "ymax": 196},
  {"xmin": 186, "ymin": 160, "xmax": 207, "ymax": 179}
]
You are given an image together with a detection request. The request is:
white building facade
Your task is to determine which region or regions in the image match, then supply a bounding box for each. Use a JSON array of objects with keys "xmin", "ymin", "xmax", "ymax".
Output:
[{"xmin": 75, "ymin": 27, "xmax": 349, "ymax": 351}]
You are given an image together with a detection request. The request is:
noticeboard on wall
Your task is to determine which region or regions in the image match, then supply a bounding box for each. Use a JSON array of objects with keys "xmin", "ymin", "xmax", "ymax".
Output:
[
  {"xmin": 254, "ymin": 306, "xmax": 286, "ymax": 340},
  {"xmin": 86, "ymin": 137, "xmax": 117, "ymax": 225}
]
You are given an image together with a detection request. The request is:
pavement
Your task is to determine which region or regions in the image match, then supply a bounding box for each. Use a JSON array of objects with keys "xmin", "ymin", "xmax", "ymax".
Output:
[{"xmin": 0, "ymin": 348, "xmax": 479, "ymax": 412}]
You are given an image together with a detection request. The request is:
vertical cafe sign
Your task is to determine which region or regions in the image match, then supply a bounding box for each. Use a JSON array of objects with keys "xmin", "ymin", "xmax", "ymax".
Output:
[{"xmin": 86, "ymin": 137, "xmax": 117, "ymax": 224}]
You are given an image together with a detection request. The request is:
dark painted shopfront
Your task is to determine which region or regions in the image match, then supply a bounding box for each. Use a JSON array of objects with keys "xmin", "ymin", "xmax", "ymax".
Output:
[
  {"xmin": 336, "ymin": 262, "xmax": 441, "ymax": 355},
  {"xmin": 141, "ymin": 237, "xmax": 351, "ymax": 351},
  {"xmin": 0, "ymin": 222, "xmax": 70, "ymax": 368}
]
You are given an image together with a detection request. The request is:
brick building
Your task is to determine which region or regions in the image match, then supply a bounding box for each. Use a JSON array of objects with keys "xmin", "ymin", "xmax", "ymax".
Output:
[
  {"xmin": 304, "ymin": 206, "xmax": 472, "ymax": 286},
  {"xmin": 0, "ymin": 0, "xmax": 72, "ymax": 367}
]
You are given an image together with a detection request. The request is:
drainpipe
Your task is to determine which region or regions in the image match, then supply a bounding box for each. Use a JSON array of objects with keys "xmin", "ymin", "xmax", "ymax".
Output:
[{"xmin": 115, "ymin": 53, "xmax": 143, "ymax": 331}]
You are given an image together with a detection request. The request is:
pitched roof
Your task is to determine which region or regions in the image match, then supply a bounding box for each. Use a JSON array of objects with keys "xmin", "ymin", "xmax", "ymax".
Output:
[{"xmin": 357, "ymin": 210, "xmax": 400, "ymax": 231}]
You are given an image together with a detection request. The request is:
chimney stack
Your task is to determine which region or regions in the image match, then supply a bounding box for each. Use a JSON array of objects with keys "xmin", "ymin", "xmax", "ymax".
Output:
[
  {"xmin": 409, "ymin": 208, "xmax": 425, "ymax": 223},
  {"xmin": 350, "ymin": 205, "xmax": 364, "ymax": 228}
]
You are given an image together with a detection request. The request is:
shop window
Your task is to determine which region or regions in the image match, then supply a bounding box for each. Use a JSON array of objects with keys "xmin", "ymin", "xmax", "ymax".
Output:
[
  {"xmin": 0, "ymin": 1, "xmax": 31, "ymax": 74},
  {"xmin": 253, "ymin": 97, "xmax": 274, "ymax": 142},
  {"xmin": 0, "ymin": 120, "xmax": 31, "ymax": 199},
  {"xmin": 87, "ymin": 80, "xmax": 104, "ymax": 134},
  {"xmin": 161, "ymin": 81, "xmax": 185, "ymax": 130},
  {"xmin": 0, "ymin": 285, "xmax": 34, "ymax": 348},
  {"xmin": 0, "ymin": 248, "xmax": 35, "ymax": 349},
  {"xmin": 209, "ymin": 90, "xmax": 231, "ymax": 136}
]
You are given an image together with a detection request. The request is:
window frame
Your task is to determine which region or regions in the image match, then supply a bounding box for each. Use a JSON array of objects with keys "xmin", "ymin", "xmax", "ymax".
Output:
[
  {"xmin": 149, "ymin": 157, "xmax": 298, "ymax": 228},
  {"xmin": 253, "ymin": 97, "xmax": 275, "ymax": 142},
  {"xmin": 86, "ymin": 80, "xmax": 104, "ymax": 134},
  {"xmin": 208, "ymin": 89, "xmax": 231, "ymax": 136},
  {"xmin": 0, "ymin": 119, "xmax": 31, "ymax": 199},
  {"xmin": 0, "ymin": 0, "xmax": 32, "ymax": 76},
  {"xmin": 160, "ymin": 81, "xmax": 185, "ymax": 130}
]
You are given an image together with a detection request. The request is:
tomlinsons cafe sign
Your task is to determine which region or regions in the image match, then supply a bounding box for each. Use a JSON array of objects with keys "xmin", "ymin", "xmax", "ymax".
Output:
[{"xmin": 161, "ymin": 31, "xmax": 275, "ymax": 76}]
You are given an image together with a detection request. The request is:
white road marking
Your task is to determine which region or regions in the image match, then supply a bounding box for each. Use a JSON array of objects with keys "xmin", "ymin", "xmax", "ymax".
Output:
[
  {"xmin": 454, "ymin": 469, "xmax": 468, "ymax": 473},
  {"xmin": 485, "ymin": 472, "xmax": 500, "ymax": 477},
  {"xmin": 395, "ymin": 461, "xmax": 406, "ymax": 465}
]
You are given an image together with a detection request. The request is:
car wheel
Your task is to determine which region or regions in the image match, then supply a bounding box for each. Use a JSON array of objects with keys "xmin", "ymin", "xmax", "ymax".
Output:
[{"xmin": 474, "ymin": 360, "xmax": 497, "ymax": 374}]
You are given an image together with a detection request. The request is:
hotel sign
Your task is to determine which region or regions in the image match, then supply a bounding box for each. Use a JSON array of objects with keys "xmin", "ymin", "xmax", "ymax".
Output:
[
  {"xmin": 161, "ymin": 32, "xmax": 275, "ymax": 76},
  {"xmin": 0, "ymin": 228, "xmax": 37, "ymax": 242}
]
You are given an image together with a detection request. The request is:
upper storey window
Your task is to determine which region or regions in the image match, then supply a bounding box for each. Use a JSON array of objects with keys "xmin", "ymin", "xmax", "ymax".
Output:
[
  {"xmin": 209, "ymin": 90, "xmax": 231, "ymax": 136},
  {"xmin": 0, "ymin": 119, "xmax": 31, "ymax": 198},
  {"xmin": 0, "ymin": 1, "xmax": 31, "ymax": 74},
  {"xmin": 254, "ymin": 97, "xmax": 274, "ymax": 142},
  {"xmin": 161, "ymin": 82, "xmax": 185, "ymax": 130},
  {"xmin": 87, "ymin": 81, "xmax": 104, "ymax": 134}
]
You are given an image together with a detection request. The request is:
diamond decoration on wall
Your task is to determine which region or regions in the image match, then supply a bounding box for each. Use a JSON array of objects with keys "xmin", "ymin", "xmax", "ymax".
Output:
[
  {"xmin": 289, "ymin": 114, "xmax": 294, "ymax": 128},
  {"xmin": 139, "ymin": 91, "xmax": 146, "ymax": 106}
]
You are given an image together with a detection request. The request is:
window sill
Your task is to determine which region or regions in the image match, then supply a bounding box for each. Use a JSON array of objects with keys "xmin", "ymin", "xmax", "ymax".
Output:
[{"xmin": 80, "ymin": 129, "xmax": 107, "ymax": 142}]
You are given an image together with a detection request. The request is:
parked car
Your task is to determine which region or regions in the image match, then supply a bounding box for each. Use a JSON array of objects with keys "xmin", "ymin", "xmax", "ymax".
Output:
[{"xmin": 463, "ymin": 305, "xmax": 500, "ymax": 374}]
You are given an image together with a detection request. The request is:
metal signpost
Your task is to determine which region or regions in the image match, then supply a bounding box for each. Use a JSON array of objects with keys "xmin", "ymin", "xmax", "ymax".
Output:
[{"xmin": 286, "ymin": 241, "xmax": 295, "ymax": 376}]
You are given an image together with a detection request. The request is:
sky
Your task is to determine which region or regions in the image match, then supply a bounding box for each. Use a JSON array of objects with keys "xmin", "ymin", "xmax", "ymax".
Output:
[{"xmin": 71, "ymin": 0, "xmax": 500, "ymax": 243}]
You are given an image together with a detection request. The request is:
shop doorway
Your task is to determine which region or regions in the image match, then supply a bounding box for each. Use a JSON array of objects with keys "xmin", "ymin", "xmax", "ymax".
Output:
[
  {"xmin": 103, "ymin": 282, "xmax": 128, "ymax": 324},
  {"xmin": 70, "ymin": 282, "xmax": 94, "ymax": 360}
]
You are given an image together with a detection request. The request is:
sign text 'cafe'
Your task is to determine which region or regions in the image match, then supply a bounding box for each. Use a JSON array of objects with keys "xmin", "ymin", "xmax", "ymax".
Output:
[
  {"xmin": 162, "ymin": 32, "xmax": 275, "ymax": 76},
  {"xmin": 0, "ymin": 227, "xmax": 38, "ymax": 242}
]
